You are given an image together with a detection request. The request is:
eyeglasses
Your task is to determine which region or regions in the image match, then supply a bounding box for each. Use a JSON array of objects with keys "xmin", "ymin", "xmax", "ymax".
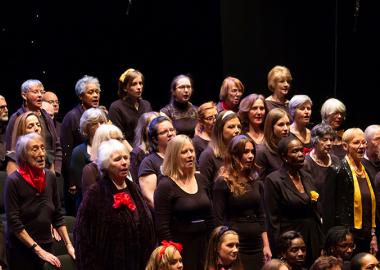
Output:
[
  {"xmin": 336, "ymin": 243, "xmax": 356, "ymax": 250},
  {"xmin": 176, "ymin": 85, "xmax": 192, "ymax": 90},
  {"xmin": 158, "ymin": 128, "xmax": 176, "ymax": 136},
  {"xmin": 203, "ymin": 115, "xmax": 217, "ymax": 122},
  {"xmin": 0, "ymin": 105, "xmax": 7, "ymax": 110},
  {"xmin": 46, "ymin": 100, "xmax": 60, "ymax": 105}
]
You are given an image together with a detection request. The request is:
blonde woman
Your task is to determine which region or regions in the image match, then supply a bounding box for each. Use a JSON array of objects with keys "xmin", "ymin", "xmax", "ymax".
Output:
[
  {"xmin": 145, "ymin": 241, "xmax": 183, "ymax": 270},
  {"xmin": 265, "ymin": 65, "xmax": 292, "ymax": 113}
]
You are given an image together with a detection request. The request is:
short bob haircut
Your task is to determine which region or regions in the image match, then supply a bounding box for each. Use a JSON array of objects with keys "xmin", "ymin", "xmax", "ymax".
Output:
[
  {"xmin": 204, "ymin": 226, "xmax": 243, "ymax": 270},
  {"xmin": 133, "ymin": 111, "xmax": 161, "ymax": 149},
  {"xmin": 15, "ymin": 132, "xmax": 44, "ymax": 166},
  {"xmin": 79, "ymin": 108, "xmax": 107, "ymax": 138},
  {"xmin": 267, "ymin": 65, "xmax": 292, "ymax": 92},
  {"xmin": 21, "ymin": 79, "xmax": 44, "ymax": 94},
  {"xmin": 209, "ymin": 110, "xmax": 241, "ymax": 158},
  {"xmin": 342, "ymin": 128, "xmax": 364, "ymax": 144},
  {"xmin": 238, "ymin": 93, "xmax": 267, "ymax": 132},
  {"xmin": 309, "ymin": 256, "xmax": 343, "ymax": 270},
  {"xmin": 310, "ymin": 123, "xmax": 336, "ymax": 147},
  {"xmin": 118, "ymin": 68, "xmax": 144, "ymax": 98},
  {"xmin": 320, "ymin": 98, "xmax": 346, "ymax": 122},
  {"xmin": 147, "ymin": 115, "xmax": 173, "ymax": 152},
  {"xmin": 145, "ymin": 243, "xmax": 182, "ymax": 270},
  {"xmin": 11, "ymin": 111, "xmax": 45, "ymax": 150},
  {"xmin": 96, "ymin": 139, "xmax": 129, "ymax": 173},
  {"xmin": 75, "ymin": 75, "xmax": 101, "ymax": 97},
  {"xmin": 324, "ymin": 226, "xmax": 353, "ymax": 256},
  {"xmin": 277, "ymin": 230, "xmax": 305, "ymax": 257},
  {"xmin": 288, "ymin": 95, "xmax": 313, "ymax": 122},
  {"xmin": 219, "ymin": 76, "xmax": 244, "ymax": 101},
  {"xmin": 262, "ymin": 259, "xmax": 289, "ymax": 270},
  {"xmin": 364, "ymin": 124, "xmax": 380, "ymax": 142},
  {"xmin": 91, "ymin": 124, "xmax": 125, "ymax": 160},
  {"xmin": 162, "ymin": 134, "xmax": 195, "ymax": 180},
  {"xmin": 264, "ymin": 108, "xmax": 289, "ymax": 153}
]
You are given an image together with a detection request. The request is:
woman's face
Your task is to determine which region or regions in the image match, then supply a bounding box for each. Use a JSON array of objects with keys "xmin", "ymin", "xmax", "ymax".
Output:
[
  {"xmin": 179, "ymin": 140, "xmax": 195, "ymax": 171},
  {"xmin": 156, "ymin": 121, "xmax": 176, "ymax": 149},
  {"xmin": 344, "ymin": 134, "xmax": 367, "ymax": 162},
  {"xmin": 25, "ymin": 115, "xmax": 42, "ymax": 134},
  {"xmin": 88, "ymin": 119, "xmax": 106, "ymax": 140},
  {"xmin": 248, "ymin": 99, "xmax": 266, "ymax": 127},
  {"xmin": 218, "ymin": 233, "xmax": 239, "ymax": 266},
  {"xmin": 334, "ymin": 234, "xmax": 355, "ymax": 261},
  {"xmin": 168, "ymin": 250, "xmax": 183, "ymax": 270},
  {"xmin": 202, "ymin": 108, "xmax": 218, "ymax": 133},
  {"xmin": 273, "ymin": 77, "xmax": 290, "ymax": 98},
  {"xmin": 126, "ymin": 75, "xmax": 143, "ymax": 100},
  {"xmin": 80, "ymin": 83, "xmax": 100, "ymax": 109},
  {"xmin": 273, "ymin": 116, "xmax": 290, "ymax": 139},
  {"xmin": 327, "ymin": 112, "xmax": 345, "ymax": 130},
  {"xmin": 107, "ymin": 150, "xmax": 130, "ymax": 181},
  {"xmin": 222, "ymin": 117, "xmax": 241, "ymax": 143},
  {"xmin": 285, "ymin": 139, "xmax": 305, "ymax": 169},
  {"xmin": 241, "ymin": 141, "xmax": 255, "ymax": 169},
  {"xmin": 26, "ymin": 137, "xmax": 46, "ymax": 169},
  {"xmin": 294, "ymin": 102, "xmax": 312, "ymax": 126},
  {"xmin": 360, "ymin": 254, "xmax": 380, "ymax": 270},
  {"xmin": 225, "ymin": 83, "xmax": 243, "ymax": 108},
  {"xmin": 173, "ymin": 77, "xmax": 192, "ymax": 103},
  {"xmin": 315, "ymin": 134, "xmax": 334, "ymax": 156},
  {"xmin": 283, "ymin": 238, "xmax": 306, "ymax": 268}
]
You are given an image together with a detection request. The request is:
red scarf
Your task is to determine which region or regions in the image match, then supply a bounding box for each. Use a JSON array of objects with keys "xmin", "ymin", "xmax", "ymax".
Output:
[
  {"xmin": 18, "ymin": 164, "xmax": 45, "ymax": 193},
  {"xmin": 221, "ymin": 101, "xmax": 237, "ymax": 112}
]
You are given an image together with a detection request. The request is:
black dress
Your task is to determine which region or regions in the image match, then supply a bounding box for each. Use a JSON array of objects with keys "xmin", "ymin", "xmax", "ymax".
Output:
[
  {"xmin": 74, "ymin": 176, "xmax": 155, "ymax": 270},
  {"xmin": 154, "ymin": 173, "xmax": 214, "ymax": 270},
  {"xmin": 264, "ymin": 167, "xmax": 323, "ymax": 267},
  {"xmin": 213, "ymin": 176, "xmax": 265, "ymax": 270}
]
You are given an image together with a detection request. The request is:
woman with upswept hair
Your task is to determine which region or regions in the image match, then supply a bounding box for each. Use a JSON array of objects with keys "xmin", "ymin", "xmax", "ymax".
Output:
[{"xmin": 213, "ymin": 134, "xmax": 271, "ymax": 270}]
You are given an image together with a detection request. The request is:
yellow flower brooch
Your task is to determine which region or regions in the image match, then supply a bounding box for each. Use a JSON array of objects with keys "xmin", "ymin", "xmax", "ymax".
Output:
[{"xmin": 310, "ymin": 191, "xmax": 319, "ymax": 202}]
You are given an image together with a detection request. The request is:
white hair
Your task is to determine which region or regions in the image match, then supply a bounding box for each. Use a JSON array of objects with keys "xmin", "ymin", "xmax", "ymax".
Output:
[
  {"xmin": 96, "ymin": 139, "xmax": 128, "ymax": 172},
  {"xmin": 288, "ymin": 95, "xmax": 312, "ymax": 121},
  {"xmin": 320, "ymin": 98, "xmax": 346, "ymax": 121},
  {"xmin": 91, "ymin": 124, "xmax": 124, "ymax": 160}
]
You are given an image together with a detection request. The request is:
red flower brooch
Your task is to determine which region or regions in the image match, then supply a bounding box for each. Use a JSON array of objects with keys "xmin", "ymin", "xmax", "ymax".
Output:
[{"xmin": 112, "ymin": 192, "xmax": 136, "ymax": 211}]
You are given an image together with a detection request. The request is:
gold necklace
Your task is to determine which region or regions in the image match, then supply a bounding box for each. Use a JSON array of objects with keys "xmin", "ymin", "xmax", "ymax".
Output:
[{"xmin": 310, "ymin": 150, "xmax": 331, "ymax": 167}]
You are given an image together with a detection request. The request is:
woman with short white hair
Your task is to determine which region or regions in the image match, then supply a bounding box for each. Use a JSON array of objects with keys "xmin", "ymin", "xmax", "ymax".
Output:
[
  {"xmin": 289, "ymin": 95, "xmax": 313, "ymax": 150},
  {"xmin": 75, "ymin": 139, "xmax": 155, "ymax": 270}
]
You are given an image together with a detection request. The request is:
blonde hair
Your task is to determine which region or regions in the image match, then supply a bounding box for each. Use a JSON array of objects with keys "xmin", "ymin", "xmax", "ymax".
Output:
[
  {"xmin": 342, "ymin": 128, "xmax": 364, "ymax": 144},
  {"xmin": 267, "ymin": 65, "xmax": 292, "ymax": 92},
  {"xmin": 145, "ymin": 245, "xmax": 181, "ymax": 270},
  {"xmin": 219, "ymin": 77, "xmax": 244, "ymax": 101},
  {"xmin": 91, "ymin": 124, "xmax": 126, "ymax": 161},
  {"xmin": 162, "ymin": 135, "xmax": 195, "ymax": 180},
  {"xmin": 118, "ymin": 68, "xmax": 144, "ymax": 98}
]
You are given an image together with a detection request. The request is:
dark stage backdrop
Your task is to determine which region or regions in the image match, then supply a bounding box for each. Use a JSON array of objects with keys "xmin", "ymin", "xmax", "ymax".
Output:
[{"xmin": 1, "ymin": 0, "xmax": 378, "ymax": 129}]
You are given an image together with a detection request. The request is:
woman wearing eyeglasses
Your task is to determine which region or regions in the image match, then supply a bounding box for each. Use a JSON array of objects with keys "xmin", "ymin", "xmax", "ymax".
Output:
[
  {"xmin": 333, "ymin": 128, "xmax": 377, "ymax": 255},
  {"xmin": 216, "ymin": 77, "xmax": 244, "ymax": 113},
  {"xmin": 160, "ymin": 74, "xmax": 198, "ymax": 138}
]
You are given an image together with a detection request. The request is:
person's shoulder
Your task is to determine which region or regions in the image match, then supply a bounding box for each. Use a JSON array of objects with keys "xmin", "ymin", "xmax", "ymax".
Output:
[
  {"xmin": 72, "ymin": 142, "xmax": 87, "ymax": 154},
  {"xmin": 62, "ymin": 105, "xmax": 81, "ymax": 122},
  {"xmin": 213, "ymin": 175, "xmax": 228, "ymax": 188},
  {"xmin": 109, "ymin": 98, "xmax": 124, "ymax": 108}
]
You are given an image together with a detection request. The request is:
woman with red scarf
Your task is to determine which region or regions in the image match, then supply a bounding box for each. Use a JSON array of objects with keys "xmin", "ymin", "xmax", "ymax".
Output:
[
  {"xmin": 4, "ymin": 133, "xmax": 75, "ymax": 270},
  {"xmin": 74, "ymin": 139, "xmax": 155, "ymax": 270}
]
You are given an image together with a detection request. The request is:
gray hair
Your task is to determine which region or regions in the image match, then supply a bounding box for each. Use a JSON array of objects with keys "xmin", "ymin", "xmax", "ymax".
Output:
[
  {"xmin": 320, "ymin": 98, "xmax": 346, "ymax": 121},
  {"xmin": 310, "ymin": 123, "xmax": 336, "ymax": 146},
  {"xmin": 365, "ymin": 125, "xmax": 380, "ymax": 142},
  {"xmin": 75, "ymin": 75, "xmax": 101, "ymax": 97},
  {"xmin": 0, "ymin": 95, "xmax": 5, "ymax": 100},
  {"xmin": 79, "ymin": 108, "xmax": 107, "ymax": 138},
  {"xmin": 15, "ymin": 132, "xmax": 44, "ymax": 165},
  {"xmin": 96, "ymin": 139, "xmax": 128, "ymax": 172},
  {"xmin": 21, "ymin": 79, "xmax": 43, "ymax": 94},
  {"xmin": 91, "ymin": 124, "xmax": 124, "ymax": 160},
  {"xmin": 288, "ymin": 95, "xmax": 312, "ymax": 121}
]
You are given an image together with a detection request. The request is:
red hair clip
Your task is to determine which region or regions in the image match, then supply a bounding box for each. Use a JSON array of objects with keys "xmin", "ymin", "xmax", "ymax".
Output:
[{"xmin": 158, "ymin": 240, "xmax": 183, "ymax": 259}]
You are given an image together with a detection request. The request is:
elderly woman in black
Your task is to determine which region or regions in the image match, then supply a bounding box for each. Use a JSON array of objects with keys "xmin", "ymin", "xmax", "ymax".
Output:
[
  {"xmin": 334, "ymin": 128, "xmax": 377, "ymax": 255},
  {"xmin": 264, "ymin": 136, "xmax": 323, "ymax": 267},
  {"xmin": 74, "ymin": 139, "xmax": 155, "ymax": 270},
  {"xmin": 4, "ymin": 133, "xmax": 74, "ymax": 270},
  {"xmin": 213, "ymin": 134, "xmax": 271, "ymax": 270}
]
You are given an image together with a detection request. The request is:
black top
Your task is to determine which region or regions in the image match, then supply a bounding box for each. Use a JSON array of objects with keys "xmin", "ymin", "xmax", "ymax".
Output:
[
  {"xmin": 265, "ymin": 99, "xmax": 289, "ymax": 115},
  {"xmin": 255, "ymin": 143, "xmax": 283, "ymax": 179},
  {"xmin": 69, "ymin": 142, "xmax": 91, "ymax": 190},
  {"xmin": 362, "ymin": 158, "xmax": 380, "ymax": 182},
  {"xmin": 5, "ymin": 169, "xmax": 65, "ymax": 246},
  {"xmin": 138, "ymin": 152, "xmax": 163, "ymax": 179},
  {"xmin": 130, "ymin": 146, "xmax": 148, "ymax": 184},
  {"xmin": 0, "ymin": 122, "xmax": 7, "ymax": 170},
  {"xmin": 108, "ymin": 97, "xmax": 152, "ymax": 144},
  {"xmin": 198, "ymin": 146, "xmax": 223, "ymax": 190},
  {"xmin": 160, "ymin": 100, "xmax": 198, "ymax": 138},
  {"xmin": 192, "ymin": 135, "xmax": 209, "ymax": 165},
  {"xmin": 74, "ymin": 175, "xmax": 155, "ymax": 270}
]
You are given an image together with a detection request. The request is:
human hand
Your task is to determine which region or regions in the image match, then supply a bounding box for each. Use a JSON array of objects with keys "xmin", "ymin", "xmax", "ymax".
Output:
[
  {"xmin": 263, "ymin": 245, "xmax": 272, "ymax": 263},
  {"xmin": 66, "ymin": 243, "xmax": 76, "ymax": 260},
  {"xmin": 34, "ymin": 245, "xmax": 61, "ymax": 267},
  {"xmin": 370, "ymin": 235, "xmax": 378, "ymax": 255},
  {"xmin": 51, "ymin": 226, "xmax": 62, "ymax": 241}
]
